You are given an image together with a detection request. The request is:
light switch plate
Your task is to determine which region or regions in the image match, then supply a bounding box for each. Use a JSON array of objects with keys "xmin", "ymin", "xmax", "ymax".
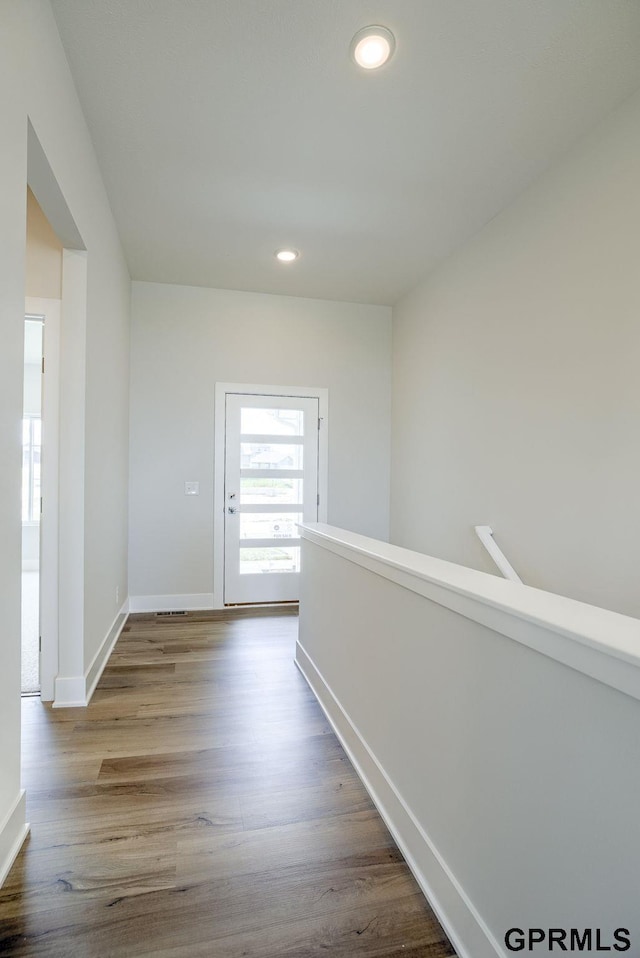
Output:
[{"xmin": 184, "ymin": 481, "xmax": 199, "ymax": 496}]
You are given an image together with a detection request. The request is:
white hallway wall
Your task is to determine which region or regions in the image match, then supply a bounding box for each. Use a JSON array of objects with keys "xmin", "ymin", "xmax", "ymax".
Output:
[
  {"xmin": 391, "ymin": 87, "xmax": 640, "ymax": 619},
  {"xmin": 129, "ymin": 281, "xmax": 391, "ymax": 602},
  {"xmin": 0, "ymin": 0, "xmax": 130, "ymax": 874}
]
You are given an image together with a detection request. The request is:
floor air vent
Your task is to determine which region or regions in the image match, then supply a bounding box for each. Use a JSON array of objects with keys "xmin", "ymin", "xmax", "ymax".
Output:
[{"xmin": 155, "ymin": 610, "xmax": 188, "ymax": 617}]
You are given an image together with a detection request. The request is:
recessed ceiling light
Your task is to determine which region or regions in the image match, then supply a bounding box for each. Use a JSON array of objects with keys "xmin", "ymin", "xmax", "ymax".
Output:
[
  {"xmin": 350, "ymin": 25, "xmax": 396, "ymax": 70},
  {"xmin": 275, "ymin": 249, "xmax": 299, "ymax": 263}
]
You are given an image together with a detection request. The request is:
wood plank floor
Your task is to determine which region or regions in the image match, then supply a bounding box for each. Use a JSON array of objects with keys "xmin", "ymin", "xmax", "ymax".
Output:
[{"xmin": 1, "ymin": 612, "xmax": 456, "ymax": 957}]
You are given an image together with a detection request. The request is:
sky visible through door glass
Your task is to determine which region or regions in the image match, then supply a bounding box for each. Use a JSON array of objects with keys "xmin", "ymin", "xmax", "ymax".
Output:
[{"xmin": 240, "ymin": 407, "xmax": 303, "ymax": 436}]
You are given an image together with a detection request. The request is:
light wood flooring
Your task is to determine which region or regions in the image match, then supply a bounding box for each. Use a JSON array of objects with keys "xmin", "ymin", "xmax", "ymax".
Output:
[{"xmin": 1, "ymin": 611, "xmax": 456, "ymax": 957}]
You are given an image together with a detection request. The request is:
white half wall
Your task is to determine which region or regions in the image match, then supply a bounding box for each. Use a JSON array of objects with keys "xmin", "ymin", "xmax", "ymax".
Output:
[
  {"xmin": 391, "ymin": 88, "xmax": 640, "ymax": 618},
  {"xmin": 297, "ymin": 524, "xmax": 640, "ymax": 956},
  {"xmin": 129, "ymin": 281, "xmax": 391, "ymax": 600}
]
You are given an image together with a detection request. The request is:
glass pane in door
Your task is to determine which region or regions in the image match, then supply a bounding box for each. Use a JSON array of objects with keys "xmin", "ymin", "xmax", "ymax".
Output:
[
  {"xmin": 239, "ymin": 547, "xmax": 301, "ymax": 575},
  {"xmin": 240, "ymin": 513, "xmax": 302, "ymax": 540},
  {"xmin": 239, "ymin": 477, "xmax": 304, "ymax": 504},
  {"xmin": 240, "ymin": 442, "xmax": 303, "ymax": 470},
  {"xmin": 241, "ymin": 407, "xmax": 304, "ymax": 435}
]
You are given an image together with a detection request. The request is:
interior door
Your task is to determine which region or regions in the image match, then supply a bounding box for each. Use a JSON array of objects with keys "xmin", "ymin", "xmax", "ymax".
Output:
[{"xmin": 224, "ymin": 393, "xmax": 319, "ymax": 604}]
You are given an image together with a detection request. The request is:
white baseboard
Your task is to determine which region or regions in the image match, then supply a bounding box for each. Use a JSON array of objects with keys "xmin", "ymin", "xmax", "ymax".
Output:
[
  {"xmin": 53, "ymin": 599, "xmax": 129, "ymax": 708},
  {"xmin": 0, "ymin": 791, "xmax": 30, "ymax": 889},
  {"xmin": 52, "ymin": 674, "xmax": 86, "ymax": 707},
  {"xmin": 84, "ymin": 598, "xmax": 129, "ymax": 702},
  {"xmin": 128, "ymin": 593, "xmax": 215, "ymax": 613},
  {"xmin": 295, "ymin": 641, "xmax": 503, "ymax": 958}
]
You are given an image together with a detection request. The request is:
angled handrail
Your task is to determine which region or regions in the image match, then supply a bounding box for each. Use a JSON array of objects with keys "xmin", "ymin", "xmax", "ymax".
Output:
[{"xmin": 474, "ymin": 525, "xmax": 522, "ymax": 583}]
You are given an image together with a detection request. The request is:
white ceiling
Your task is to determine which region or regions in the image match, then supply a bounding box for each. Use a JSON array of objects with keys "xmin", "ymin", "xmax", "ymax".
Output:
[{"xmin": 50, "ymin": 0, "xmax": 640, "ymax": 306}]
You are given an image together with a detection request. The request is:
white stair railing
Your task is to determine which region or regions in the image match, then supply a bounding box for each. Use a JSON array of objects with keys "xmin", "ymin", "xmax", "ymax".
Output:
[{"xmin": 474, "ymin": 525, "xmax": 522, "ymax": 583}]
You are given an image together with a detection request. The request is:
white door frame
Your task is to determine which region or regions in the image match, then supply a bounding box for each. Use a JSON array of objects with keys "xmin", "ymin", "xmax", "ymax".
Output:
[
  {"xmin": 213, "ymin": 383, "xmax": 328, "ymax": 609},
  {"xmin": 26, "ymin": 124, "xmax": 88, "ymax": 706},
  {"xmin": 25, "ymin": 297, "xmax": 60, "ymax": 701}
]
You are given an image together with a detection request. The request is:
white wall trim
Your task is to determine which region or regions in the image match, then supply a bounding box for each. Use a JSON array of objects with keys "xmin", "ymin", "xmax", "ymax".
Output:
[
  {"xmin": 52, "ymin": 674, "xmax": 86, "ymax": 708},
  {"xmin": 213, "ymin": 382, "xmax": 329, "ymax": 609},
  {"xmin": 128, "ymin": 593, "xmax": 214, "ymax": 614},
  {"xmin": 53, "ymin": 598, "xmax": 129, "ymax": 707},
  {"xmin": 84, "ymin": 600, "xmax": 129, "ymax": 702},
  {"xmin": 300, "ymin": 523, "xmax": 640, "ymax": 702},
  {"xmin": 57, "ymin": 250, "xmax": 87, "ymax": 690},
  {"xmin": 0, "ymin": 790, "xmax": 29, "ymax": 890},
  {"xmin": 295, "ymin": 642, "xmax": 501, "ymax": 958}
]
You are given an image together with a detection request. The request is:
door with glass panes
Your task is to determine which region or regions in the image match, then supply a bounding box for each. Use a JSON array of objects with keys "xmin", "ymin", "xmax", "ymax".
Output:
[{"xmin": 224, "ymin": 393, "xmax": 319, "ymax": 603}]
